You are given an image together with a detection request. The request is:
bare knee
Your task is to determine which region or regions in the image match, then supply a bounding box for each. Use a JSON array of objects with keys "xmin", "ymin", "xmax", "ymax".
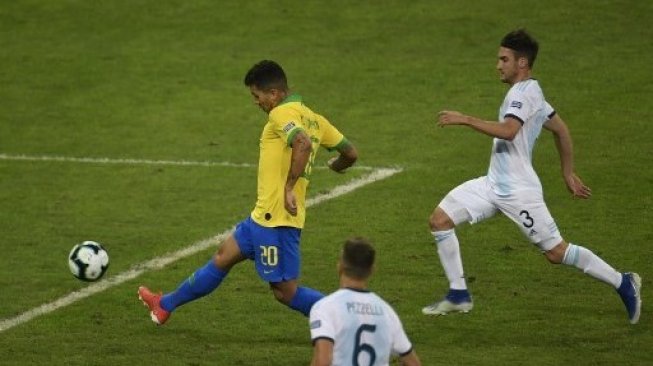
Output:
[
  {"xmin": 214, "ymin": 235, "xmax": 245, "ymax": 272},
  {"xmin": 270, "ymin": 281, "xmax": 297, "ymax": 305},
  {"xmin": 429, "ymin": 207, "xmax": 455, "ymax": 231},
  {"xmin": 544, "ymin": 241, "xmax": 567, "ymax": 264},
  {"xmin": 271, "ymin": 287, "xmax": 289, "ymax": 304}
]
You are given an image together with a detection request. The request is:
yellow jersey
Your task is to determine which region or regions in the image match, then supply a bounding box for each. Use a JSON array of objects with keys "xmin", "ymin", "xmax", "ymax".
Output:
[{"xmin": 251, "ymin": 94, "xmax": 347, "ymax": 228}]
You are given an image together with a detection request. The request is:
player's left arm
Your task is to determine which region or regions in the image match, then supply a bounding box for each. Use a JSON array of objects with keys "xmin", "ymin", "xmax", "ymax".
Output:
[
  {"xmin": 310, "ymin": 339, "xmax": 334, "ymax": 366},
  {"xmin": 390, "ymin": 310, "xmax": 422, "ymax": 366},
  {"xmin": 399, "ymin": 350, "xmax": 422, "ymax": 366},
  {"xmin": 327, "ymin": 139, "xmax": 358, "ymax": 173},
  {"xmin": 543, "ymin": 114, "xmax": 591, "ymax": 199},
  {"xmin": 319, "ymin": 117, "xmax": 357, "ymax": 173},
  {"xmin": 437, "ymin": 110, "xmax": 522, "ymax": 141},
  {"xmin": 285, "ymin": 130, "xmax": 312, "ymax": 216}
]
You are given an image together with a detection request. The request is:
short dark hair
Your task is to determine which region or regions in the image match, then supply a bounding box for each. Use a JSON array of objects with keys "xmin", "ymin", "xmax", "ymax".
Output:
[
  {"xmin": 243, "ymin": 60, "xmax": 288, "ymax": 91},
  {"xmin": 341, "ymin": 237, "xmax": 375, "ymax": 280},
  {"xmin": 501, "ymin": 29, "xmax": 539, "ymax": 67}
]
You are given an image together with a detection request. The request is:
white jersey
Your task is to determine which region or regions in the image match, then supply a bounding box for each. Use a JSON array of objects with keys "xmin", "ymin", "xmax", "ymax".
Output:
[
  {"xmin": 488, "ymin": 79, "xmax": 555, "ymax": 196},
  {"xmin": 309, "ymin": 288, "xmax": 413, "ymax": 366}
]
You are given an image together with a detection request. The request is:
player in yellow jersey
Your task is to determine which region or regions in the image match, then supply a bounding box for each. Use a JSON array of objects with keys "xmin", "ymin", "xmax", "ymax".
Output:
[{"xmin": 138, "ymin": 60, "xmax": 358, "ymax": 325}]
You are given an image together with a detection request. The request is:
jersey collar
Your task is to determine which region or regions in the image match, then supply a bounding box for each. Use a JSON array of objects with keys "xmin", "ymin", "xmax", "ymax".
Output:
[
  {"xmin": 277, "ymin": 93, "xmax": 302, "ymax": 106},
  {"xmin": 344, "ymin": 287, "xmax": 371, "ymax": 293}
]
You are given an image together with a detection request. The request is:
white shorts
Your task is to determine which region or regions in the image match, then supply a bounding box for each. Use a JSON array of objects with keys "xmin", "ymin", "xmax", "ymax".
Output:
[{"xmin": 439, "ymin": 176, "xmax": 563, "ymax": 251}]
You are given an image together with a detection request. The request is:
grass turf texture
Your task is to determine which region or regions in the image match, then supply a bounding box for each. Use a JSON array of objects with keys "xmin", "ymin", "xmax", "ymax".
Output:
[{"xmin": 1, "ymin": 0, "xmax": 652, "ymax": 365}]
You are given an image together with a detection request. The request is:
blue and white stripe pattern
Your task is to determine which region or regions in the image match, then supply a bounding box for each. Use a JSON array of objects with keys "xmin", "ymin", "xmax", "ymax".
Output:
[{"xmin": 488, "ymin": 79, "xmax": 553, "ymax": 196}]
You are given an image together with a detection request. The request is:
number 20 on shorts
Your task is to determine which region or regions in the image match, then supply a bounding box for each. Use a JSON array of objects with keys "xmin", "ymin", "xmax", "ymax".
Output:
[{"xmin": 260, "ymin": 245, "xmax": 278, "ymax": 266}]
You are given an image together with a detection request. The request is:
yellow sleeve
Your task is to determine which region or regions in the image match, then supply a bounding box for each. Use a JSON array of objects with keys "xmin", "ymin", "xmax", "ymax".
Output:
[
  {"xmin": 318, "ymin": 116, "xmax": 347, "ymax": 151},
  {"xmin": 269, "ymin": 107, "xmax": 305, "ymax": 146}
]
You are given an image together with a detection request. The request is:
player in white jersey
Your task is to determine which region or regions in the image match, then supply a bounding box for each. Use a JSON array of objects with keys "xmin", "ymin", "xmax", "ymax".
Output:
[
  {"xmin": 421, "ymin": 29, "xmax": 641, "ymax": 324},
  {"xmin": 310, "ymin": 237, "xmax": 421, "ymax": 366}
]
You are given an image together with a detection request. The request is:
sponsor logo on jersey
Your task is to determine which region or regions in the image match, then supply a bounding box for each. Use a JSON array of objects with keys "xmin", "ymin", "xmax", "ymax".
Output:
[
  {"xmin": 283, "ymin": 121, "xmax": 296, "ymax": 133},
  {"xmin": 510, "ymin": 100, "xmax": 523, "ymax": 109},
  {"xmin": 310, "ymin": 320, "xmax": 321, "ymax": 329},
  {"xmin": 307, "ymin": 119, "xmax": 319, "ymax": 130}
]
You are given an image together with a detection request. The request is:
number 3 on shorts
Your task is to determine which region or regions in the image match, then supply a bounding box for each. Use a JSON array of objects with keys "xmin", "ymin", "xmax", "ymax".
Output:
[
  {"xmin": 519, "ymin": 210, "xmax": 534, "ymax": 228},
  {"xmin": 260, "ymin": 245, "xmax": 279, "ymax": 266}
]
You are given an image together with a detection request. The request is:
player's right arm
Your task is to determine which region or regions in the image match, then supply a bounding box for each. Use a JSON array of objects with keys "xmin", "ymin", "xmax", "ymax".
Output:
[
  {"xmin": 269, "ymin": 106, "xmax": 313, "ymax": 216},
  {"xmin": 285, "ymin": 130, "xmax": 312, "ymax": 215},
  {"xmin": 310, "ymin": 339, "xmax": 334, "ymax": 366},
  {"xmin": 388, "ymin": 306, "xmax": 421, "ymax": 366},
  {"xmin": 543, "ymin": 113, "xmax": 591, "ymax": 199},
  {"xmin": 437, "ymin": 110, "xmax": 522, "ymax": 141}
]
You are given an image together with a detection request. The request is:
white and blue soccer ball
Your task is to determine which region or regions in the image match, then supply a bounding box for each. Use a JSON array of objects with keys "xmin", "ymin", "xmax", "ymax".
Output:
[{"xmin": 68, "ymin": 241, "xmax": 109, "ymax": 282}]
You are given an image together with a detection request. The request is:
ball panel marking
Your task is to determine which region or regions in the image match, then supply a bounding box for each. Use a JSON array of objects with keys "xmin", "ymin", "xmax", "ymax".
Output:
[{"xmin": 68, "ymin": 241, "xmax": 109, "ymax": 282}]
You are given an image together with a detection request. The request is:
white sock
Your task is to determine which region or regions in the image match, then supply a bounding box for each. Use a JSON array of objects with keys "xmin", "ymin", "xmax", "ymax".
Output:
[
  {"xmin": 432, "ymin": 229, "xmax": 467, "ymax": 290},
  {"xmin": 562, "ymin": 243, "xmax": 622, "ymax": 288}
]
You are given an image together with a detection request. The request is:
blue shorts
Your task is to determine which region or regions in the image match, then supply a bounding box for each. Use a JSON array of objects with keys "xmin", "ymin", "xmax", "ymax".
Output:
[{"xmin": 233, "ymin": 216, "xmax": 302, "ymax": 283}]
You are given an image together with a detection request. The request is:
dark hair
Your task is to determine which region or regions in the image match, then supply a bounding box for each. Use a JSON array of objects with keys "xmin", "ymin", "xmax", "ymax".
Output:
[
  {"xmin": 501, "ymin": 29, "xmax": 539, "ymax": 67},
  {"xmin": 243, "ymin": 60, "xmax": 288, "ymax": 91},
  {"xmin": 341, "ymin": 237, "xmax": 375, "ymax": 280}
]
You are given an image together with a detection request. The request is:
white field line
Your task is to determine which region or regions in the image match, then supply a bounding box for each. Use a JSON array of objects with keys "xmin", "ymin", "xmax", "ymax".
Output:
[
  {"xmin": 0, "ymin": 153, "xmax": 375, "ymax": 170},
  {"xmin": 0, "ymin": 166, "xmax": 402, "ymax": 332}
]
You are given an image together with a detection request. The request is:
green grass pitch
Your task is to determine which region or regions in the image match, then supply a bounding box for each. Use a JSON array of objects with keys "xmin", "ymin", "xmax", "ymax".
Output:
[{"xmin": 1, "ymin": 1, "xmax": 652, "ymax": 365}]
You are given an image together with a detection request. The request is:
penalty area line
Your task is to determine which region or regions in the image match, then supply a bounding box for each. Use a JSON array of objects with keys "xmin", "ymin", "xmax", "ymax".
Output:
[{"xmin": 0, "ymin": 166, "xmax": 402, "ymax": 333}]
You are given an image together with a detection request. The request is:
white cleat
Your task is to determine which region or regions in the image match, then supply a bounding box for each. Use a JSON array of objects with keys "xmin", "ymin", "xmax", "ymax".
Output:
[{"xmin": 422, "ymin": 298, "xmax": 473, "ymax": 316}]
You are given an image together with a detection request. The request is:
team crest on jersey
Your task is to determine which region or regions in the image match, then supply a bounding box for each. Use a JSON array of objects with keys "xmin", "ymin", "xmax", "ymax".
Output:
[
  {"xmin": 510, "ymin": 101, "xmax": 523, "ymax": 109},
  {"xmin": 282, "ymin": 121, "xmax": 296, "ymax": 133},
  {"xmin": 310, "ymin": 320, "xmax": 321, "ymax": 329}
]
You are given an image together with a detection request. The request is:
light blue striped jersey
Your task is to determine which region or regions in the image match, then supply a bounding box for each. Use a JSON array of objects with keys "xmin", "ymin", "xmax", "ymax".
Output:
[{"xmin": 488, "ymin": 79, "xmax": 555, "ymax": 196}]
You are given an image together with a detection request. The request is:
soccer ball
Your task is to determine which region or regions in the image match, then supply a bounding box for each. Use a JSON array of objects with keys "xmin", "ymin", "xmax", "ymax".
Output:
[{"xmin": 68, "ymin": 241, "xmax": 110, "ymax": 282}]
